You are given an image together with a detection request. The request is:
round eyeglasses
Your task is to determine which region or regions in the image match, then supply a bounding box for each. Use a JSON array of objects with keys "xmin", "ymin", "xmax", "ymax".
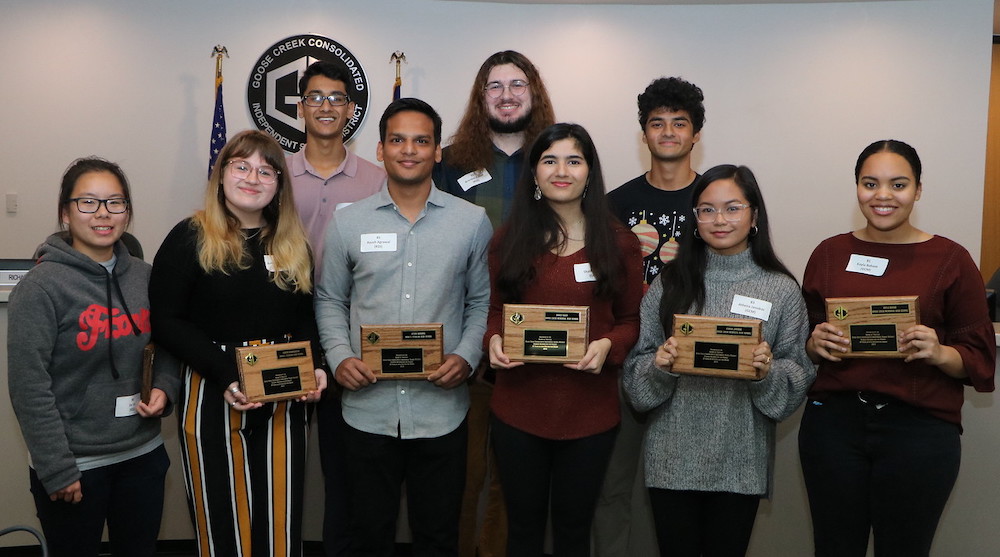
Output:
[
  {"xmin": 484, "ymin": 80, "xmax": 529, "ymax": 98},
  {"xmin": 693, "ymin": 204, "xmax": 751, "ymax": 223},
  {"xmin": 227, "ymin": 160, "xmax": 280, "ymax": 185},
  {"xmin": 67, "ymin": 197, "xmax": 129, "ymax": 214},
  {"xmin": 301, "ymin": 93, "xmax": 350, "ymax": 107}
]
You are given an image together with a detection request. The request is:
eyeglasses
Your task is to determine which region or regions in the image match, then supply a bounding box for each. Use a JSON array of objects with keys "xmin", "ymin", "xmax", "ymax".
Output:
[
  {"xmin": 301, "ymin": 93, "xmax": 350, "ymax": 107},
  {"xmin": 67, "ymin": 197, "xmax": 129, "ymax": 214},
  {"xmin": 227, "ymin": 160, "xmax": 280, "ymax": 185},
  {"xmin": 693, "ymin": 204, "xmax": 751, "ymax": 223},
  {"xmin": 484, "ymin": 80, "xmax": 529, "ymax": 98}
]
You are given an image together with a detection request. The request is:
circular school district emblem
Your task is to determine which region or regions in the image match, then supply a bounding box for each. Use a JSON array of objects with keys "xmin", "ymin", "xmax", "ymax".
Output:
[{"xmin": 246, "ymin": 34, "xmax": 370, "ymax": 152}]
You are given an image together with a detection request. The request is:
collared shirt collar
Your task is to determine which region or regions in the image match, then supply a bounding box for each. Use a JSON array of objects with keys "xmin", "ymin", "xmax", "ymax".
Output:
[
  {"xmin": 289, "ymin": 146, "xmax": 359, "ymax": 180},
  {"xmin": 373, "ymin": 181, "xmax": 450, "ymax": 210}
]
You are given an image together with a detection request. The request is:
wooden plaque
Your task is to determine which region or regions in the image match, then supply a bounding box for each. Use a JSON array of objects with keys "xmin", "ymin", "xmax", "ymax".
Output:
[
  {"xmin": 236, "ymin": 341, "xmax": 316, "ymax": 403},
  {"xmin": 141, "ymin": 343, "xmax": 155, "ymax": 404},
  {"xmin": 503, "ymin": 304, "xmax": 590, "ymax": 364},
  {"xmin": 361, "ymin": 323, "xmax": 443, "ymax": 379},
  {"xmin": 825, "ymin": 296, "xmax": 920, "ymax": 358},
  {"xmin": 672, "ymin": 314, "xmax": 763, "ymax": 380}
]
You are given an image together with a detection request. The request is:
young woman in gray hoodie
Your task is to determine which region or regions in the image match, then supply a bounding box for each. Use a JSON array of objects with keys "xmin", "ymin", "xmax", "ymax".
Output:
[{"xmin": 8, "ymin": 157, "xmax": 179, "ymax": 557}]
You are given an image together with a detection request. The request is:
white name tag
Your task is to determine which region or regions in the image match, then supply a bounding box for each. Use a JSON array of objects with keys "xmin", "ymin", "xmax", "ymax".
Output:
[
  {"xmin": 457, "ymin": 169, "xmax": 492, "ymax": 192},
  {"xmin": 115, "ymin": 393, "xmax": 141, "ymax": 417},
  {"xmin": 846, "ymin": 254, "xmax": 889, "ymax": 277},
  {"xmin": 574, "ymin": 263, "xmax": 597, "ymax": 283},
  {"xmin": 361, "ymin": 233, "xmax": 398, "ymax": 252},
  {"xmin": 731, "ymin": 294, "xmax": 772, "ymax": 321},
  {"xmin": 263, "ymin": 255, "xmax": 276, "ymax": 272}
]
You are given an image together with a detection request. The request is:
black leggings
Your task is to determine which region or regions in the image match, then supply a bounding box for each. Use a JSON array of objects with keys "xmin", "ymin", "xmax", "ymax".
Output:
[{"xmin": 648, "ymin": 488, "xmax": 760, "ymax": 557}]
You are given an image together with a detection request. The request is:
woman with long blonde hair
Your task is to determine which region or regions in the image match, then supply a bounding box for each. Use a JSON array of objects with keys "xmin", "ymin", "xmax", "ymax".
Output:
[{"xmin": 149, "ymin": 129, "xmax": 326, "ymax": 556}]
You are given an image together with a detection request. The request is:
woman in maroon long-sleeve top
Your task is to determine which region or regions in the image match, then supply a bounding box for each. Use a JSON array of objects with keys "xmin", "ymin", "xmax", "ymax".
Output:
[
  {"xmin": 799, "ymin": 139, "xmax": 995, "ymax": 557},
  {"xmin": 484, "ymin": 123, "xmax": 643, "ymax": 557}
]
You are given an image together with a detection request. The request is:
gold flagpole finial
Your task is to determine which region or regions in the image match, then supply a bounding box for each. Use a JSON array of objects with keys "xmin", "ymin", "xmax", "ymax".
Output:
[
  {"xmin": 212, "ymin": 45, "xmax": 229, "ymax": 79},
  {"xmin": 390, "ymin": 51, "xmax": 406, "ymax": 80}
]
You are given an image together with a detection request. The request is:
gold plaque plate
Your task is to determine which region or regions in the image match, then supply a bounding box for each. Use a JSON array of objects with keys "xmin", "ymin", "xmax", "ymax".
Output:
[
  {"xmin": 825, "ymin": 296, "xmax": 920, "ymax": 358},
  {"xmin": 236, "ymin": 341, "xmax": 316, "ymax": 403},
  {"xmin": 361, "ymin": 323, "xmax": 443, "ymax": 379},
  {"xmin": 503, "ymin": 304, "xmax": 590, "ymax": 363},
  {"xmin": 672, "ymin": 314, "xmax": 763, "ymax": 380}
]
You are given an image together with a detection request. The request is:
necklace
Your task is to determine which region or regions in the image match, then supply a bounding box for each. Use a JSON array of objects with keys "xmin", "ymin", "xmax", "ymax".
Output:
[
  {"xmin": 242, "ymin": 228, "xmax": 263, "ymax": 240},
  {"xmin": 561, "ymin": 218, "xmax": 585, "ymax": 242}
]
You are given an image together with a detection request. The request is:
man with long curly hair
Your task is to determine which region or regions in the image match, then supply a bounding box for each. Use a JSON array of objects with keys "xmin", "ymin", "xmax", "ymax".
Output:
[{"xmin": 433, "ymin": 50, "xmax": 556, "ymax": 557}]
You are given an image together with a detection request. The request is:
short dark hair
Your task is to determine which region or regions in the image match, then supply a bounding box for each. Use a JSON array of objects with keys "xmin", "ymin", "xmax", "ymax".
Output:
[
  {"xmin": 58, "ymin": 157, "xmax": 133, "ymax": 229},
  {"xmin": 379, "ymin": 98, "xmax": 442, "ymax": 145},
  {"xmin": 637, "ymin": 77, "xmax": 706, "ymax": 132},
  {"xmin": 854, "ymin": 139, "xmax": 922, "ymax": 184},
  {"xmin": 298, "ymin": 61, "xmax": 352, "ymax": 97}
]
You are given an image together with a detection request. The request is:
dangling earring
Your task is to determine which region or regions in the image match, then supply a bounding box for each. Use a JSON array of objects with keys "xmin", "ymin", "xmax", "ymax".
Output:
[
  {"xmin": 693, "ymin": 228, "xmax": 701, "ymax": 239},
  {"xmin": 750, "ymin": 225, "xmax": 759, "ymax": 237},
  {"xmin": 533, "ymin": 185, "xmax": 542, "ymax": 201},
  {"xmin": 582, "ymin": 184, "xmax": 589, "ymax": 199}
]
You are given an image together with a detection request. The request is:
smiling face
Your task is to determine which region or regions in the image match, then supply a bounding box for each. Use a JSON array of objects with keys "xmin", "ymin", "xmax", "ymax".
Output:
[
  {"xmin": 485, "ymin": 63, "xmax": 533, "ymax": 134},
  {"xmin": 221, "ymin": 151, "xmax": 278, "ymax": 227},
  {"xmin": 534, "ymin": 138, "xmax": 589, "ymax": 207},
  {"xmin": 695, "ymin": 178, "xmax": 756, "ymax": 256},
  {"xmin": 298, "ymin": 75, "xmax": 354, "ymax": 142},
  {"xmin": 856, "ymin": 151, "xmax": 921, "ymax": 241},
  {"xmin": 642, "ymin": 107, "xmax": 700, "ymax": 163},
  {"xmin": 61, "ymin": 170, "xmax": 129, "ymax": 262},
  {"xmin": 377, "ymin": 110, "xmax": 442, "ymax": 188}
]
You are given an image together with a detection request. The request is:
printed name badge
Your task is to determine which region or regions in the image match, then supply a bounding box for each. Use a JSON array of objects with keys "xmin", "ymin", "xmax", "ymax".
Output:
[
  {"xmin": 845, "ymin": 254, "xmax": 889, "ymax": 277},
  {"xmin": 360, "ymin": 233, "xmax": 398, "ymax": 253},
  {"xmin": 263, "ymin": 255, "xmax": 276, "ymax": 272},
  {"xmin": 731, "ymin": 294, "xmax": 772, "ymax": 321},
  {"xmin": 574, "ymin": 263, "xmax": 597, "ymax": 283},
  {"xmin": 115, "ymin": 393, "xmax": 141, "ymax": 417},
  {"xmin": 457, "ymin": 169, "xmax": 492, "ymax": 192}
]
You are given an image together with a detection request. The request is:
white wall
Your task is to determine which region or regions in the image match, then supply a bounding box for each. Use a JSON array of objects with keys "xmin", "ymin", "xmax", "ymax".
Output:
[{"xmin": 1, "ymin": 0, "xmax": 996, "ymax": 554}]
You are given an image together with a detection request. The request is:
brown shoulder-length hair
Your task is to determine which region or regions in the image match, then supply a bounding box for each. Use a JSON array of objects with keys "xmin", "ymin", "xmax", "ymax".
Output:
[
  {"xmin": 446, "ymin": 50, "xmax": 556, "ymax": 172},
  {"xmin": 193, "ymin": 129, "xmax": 313, "ymax": 293}
]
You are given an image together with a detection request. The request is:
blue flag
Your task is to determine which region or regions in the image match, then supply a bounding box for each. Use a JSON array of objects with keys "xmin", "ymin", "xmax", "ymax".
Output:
[{"xmin": 208, "ymin": 77, "xmax": 227, "ymax": 178}]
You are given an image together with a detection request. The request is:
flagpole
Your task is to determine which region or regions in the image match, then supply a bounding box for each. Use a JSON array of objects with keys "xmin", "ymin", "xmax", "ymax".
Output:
[
  {"xmin": 208, "ymin": 45, "xmax": 229, "ymax": 178},
  {"xmin": 390, "ymin": 51, "xmax": 406, "ymax": 101}
]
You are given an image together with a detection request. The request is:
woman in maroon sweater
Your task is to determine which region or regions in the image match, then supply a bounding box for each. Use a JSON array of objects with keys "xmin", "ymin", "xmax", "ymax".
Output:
[
  {"xmin": 485, "ymin": 123, "xmax": 643, "ymax": 556},
  {"xmin": 799, "ymin": 139, "xmax": 995, "ymax": 557}
]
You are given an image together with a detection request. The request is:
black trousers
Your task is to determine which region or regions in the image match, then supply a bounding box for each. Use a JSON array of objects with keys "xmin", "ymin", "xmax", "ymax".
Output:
[
  {"xmin": 343, "ymin": 419, "xmax": 468, "ymax": 557},
  {"xmin": 29, "ymin": 444, "xmax": 169, "ymax": 557},
  {"xmin": 491, "ymin": 415, "xmax": 618, "ymax": 557},
  {"xmin": 798, "ymin": 392, "xmax": 961, "ymax": 557},
  {"xmin": 647, "ymin": 488, "xmax": 760, "ymax": 557}
]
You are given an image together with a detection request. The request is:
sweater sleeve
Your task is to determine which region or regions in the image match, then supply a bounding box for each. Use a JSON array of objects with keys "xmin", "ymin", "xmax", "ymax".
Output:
[
  {"xmin": 7, "ymin": 279, "xmax": 80, "ymax": 494},
  {"xmin": 943, "ymin": 246, "xmax": 995, "ymax": 392},
  {"xmin": 748, "ymin": 279, "xmax": 816, "ymax": 421},
  {"xmin": 149, "ymin": 220, "xmax": 238, "ymax": 387},
  {"xmin": 622, "ymin": 278, "xmax": 679, "ymax": 412},
  {"xmin": 601, "ymin": 230, "xmax": 644, "ymax": 366}
]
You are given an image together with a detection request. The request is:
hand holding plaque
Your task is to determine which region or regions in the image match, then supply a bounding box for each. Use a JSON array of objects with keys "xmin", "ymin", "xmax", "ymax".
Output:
[
  {"xmin": 671, "ymin": 314, "xmax": 763, "ymax": 380},
  {"xmin": 824, "ymin": 296, "xmax": 919, "ymax": 358}
]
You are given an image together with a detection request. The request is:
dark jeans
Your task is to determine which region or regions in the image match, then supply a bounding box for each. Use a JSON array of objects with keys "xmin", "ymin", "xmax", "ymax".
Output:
[
  {"xmin": 29, "ymin": 444, "xmax": 169, "ymax": 557},
  {"xmin": 798, "ymin": 392, "xmax": 961, "ymax": 557},
  {"xmin": 491, "ymin": 415, "xmax": 618, "ymax": 557},
  {"xmin": 317, "ymin": 392, "xmax": 351, "ymax": 557},
  {"xmin": 343, "ymin": 419, "xmax": 468, "ymax": 557},
  {"xmin": 647, "ymin": 488, "xmax": 760, "ymax": 557}
]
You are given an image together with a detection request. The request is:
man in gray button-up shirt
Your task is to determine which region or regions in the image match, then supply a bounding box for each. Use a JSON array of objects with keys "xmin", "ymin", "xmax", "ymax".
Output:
[{"xmin": 315, "ymin": 98, "xmax": 492, "ymax": 556}]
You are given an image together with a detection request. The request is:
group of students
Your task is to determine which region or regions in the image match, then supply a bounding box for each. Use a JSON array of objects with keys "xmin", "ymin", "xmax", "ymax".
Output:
[{"xmin": 7, "ymin": 59, "xmax": 996, "ymax": 557}]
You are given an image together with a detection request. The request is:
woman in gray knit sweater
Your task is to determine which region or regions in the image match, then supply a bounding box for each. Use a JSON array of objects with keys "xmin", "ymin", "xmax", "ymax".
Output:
[{"xmin": 623, "ymin": 164, "xmax": 814, "ymax": 556}]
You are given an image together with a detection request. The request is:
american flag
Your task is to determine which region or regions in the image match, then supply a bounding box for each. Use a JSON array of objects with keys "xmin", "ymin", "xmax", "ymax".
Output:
[{"xmin": 208, "ymin": 73, "xmax": 227, "ymax": 178}]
